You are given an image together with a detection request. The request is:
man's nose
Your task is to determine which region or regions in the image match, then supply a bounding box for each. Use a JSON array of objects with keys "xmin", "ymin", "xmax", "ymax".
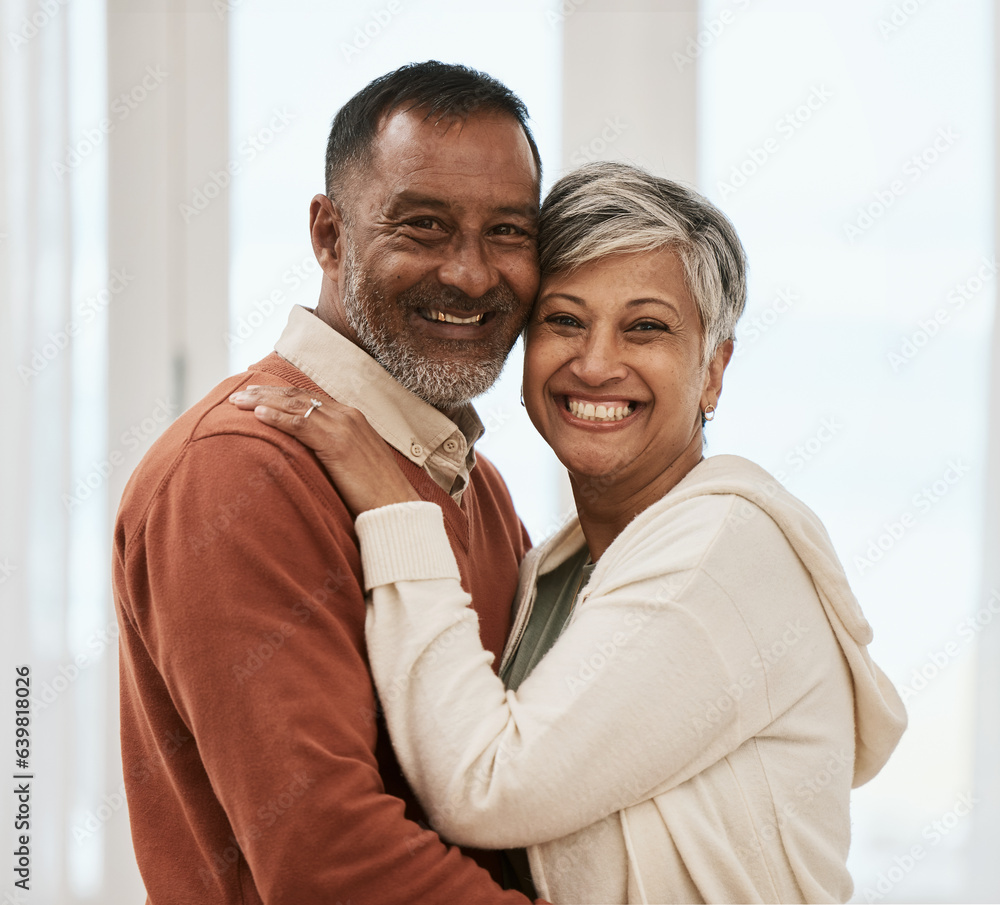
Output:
[{"xmin": 436, "ymin": 238, "xmax": 496, "ymax": 300}]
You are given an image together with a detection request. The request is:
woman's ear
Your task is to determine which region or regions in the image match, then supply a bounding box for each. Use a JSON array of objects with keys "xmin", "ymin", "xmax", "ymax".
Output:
[
  {"xmin": 701, "ymin": 339, "xmax": 734, "ymax": 411},
  {"xmin": 310, "ymin": 194, "xmax": 346, "ymax": 281}
]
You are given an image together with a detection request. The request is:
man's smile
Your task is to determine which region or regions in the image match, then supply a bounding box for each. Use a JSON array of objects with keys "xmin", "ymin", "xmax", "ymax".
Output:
[{"xmin": 418, "ymin": 307, "xmax": 491, "ymax": 326}]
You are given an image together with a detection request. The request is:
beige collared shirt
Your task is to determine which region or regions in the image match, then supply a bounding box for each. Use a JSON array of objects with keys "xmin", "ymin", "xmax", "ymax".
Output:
[{"xmin": 274, "ymin": 305, "xmax": 483, "ymax": 503}]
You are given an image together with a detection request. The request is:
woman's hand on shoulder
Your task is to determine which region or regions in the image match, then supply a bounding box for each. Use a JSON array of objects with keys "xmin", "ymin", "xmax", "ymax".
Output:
[{"xmin": 229, "ymin": 385, "xmax": 420, "ymax": 516}]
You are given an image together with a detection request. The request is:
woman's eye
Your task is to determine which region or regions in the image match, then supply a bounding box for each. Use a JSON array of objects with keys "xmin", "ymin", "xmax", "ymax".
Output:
[
  {"xmin": 631, "ymin": 321, "xmax": 668, "ymax": 333},
  {"xmin": 546, "ymin": 314, "xmax": 582, "ymax": 328}
]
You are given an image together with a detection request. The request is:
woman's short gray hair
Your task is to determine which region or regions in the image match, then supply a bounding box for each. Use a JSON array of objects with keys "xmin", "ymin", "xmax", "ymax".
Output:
[{"xmin": 538, "ymin": 161, "xmax": 747, "ymax": 367}]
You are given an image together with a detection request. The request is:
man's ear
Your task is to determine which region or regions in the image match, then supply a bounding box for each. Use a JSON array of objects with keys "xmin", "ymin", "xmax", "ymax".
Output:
[{"xmin": 310, "ymin": 194, "xmax": 346, "ymax": 281}]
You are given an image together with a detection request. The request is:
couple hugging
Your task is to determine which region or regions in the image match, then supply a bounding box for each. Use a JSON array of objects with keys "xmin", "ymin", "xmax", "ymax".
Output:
[{"xmin": 113, "ymin": 61, "xmax": 906, "ymax": 904}]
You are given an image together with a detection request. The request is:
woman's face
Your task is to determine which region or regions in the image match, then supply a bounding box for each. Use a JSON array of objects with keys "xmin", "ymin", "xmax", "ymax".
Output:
[{"xmin": 523, "ymin": 248, "xmax": 730, "ymax": 496}]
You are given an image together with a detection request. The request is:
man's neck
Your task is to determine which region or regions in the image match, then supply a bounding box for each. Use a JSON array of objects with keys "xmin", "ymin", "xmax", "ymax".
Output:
[
  {"xmin": 314, "ymin": 289, "xmax": 356, "ymax": 343},
  {"xmin": 313, "ymin": 291, "xmax": 468, "ymax": 422}
]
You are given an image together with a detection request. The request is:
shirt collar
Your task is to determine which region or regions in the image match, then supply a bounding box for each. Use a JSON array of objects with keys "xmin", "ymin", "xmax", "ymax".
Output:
[{"xmin": 274, "ymin": 305, "xmax": 483, "ymax": 501}]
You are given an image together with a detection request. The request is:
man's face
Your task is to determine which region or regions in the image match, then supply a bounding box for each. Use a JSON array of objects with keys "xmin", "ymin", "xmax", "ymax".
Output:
[{"xmin": 337, "ymin": 107, "xmax": 540, "ymax": 409}]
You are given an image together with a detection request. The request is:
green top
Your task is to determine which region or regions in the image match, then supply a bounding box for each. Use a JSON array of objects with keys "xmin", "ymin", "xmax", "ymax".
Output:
[
  {"xmin": 498, "ymin": 546, "xmax": 594, "ymax": 896},
  {"xmin": 500, "ymin": 546, "xmax": 595, "ymax": 692}
]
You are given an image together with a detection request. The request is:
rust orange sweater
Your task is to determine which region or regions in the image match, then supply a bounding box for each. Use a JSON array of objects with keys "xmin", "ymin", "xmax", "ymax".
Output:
[{"xmin": 113, "ymin": 353, "xmax": 534, "ymax": 904}]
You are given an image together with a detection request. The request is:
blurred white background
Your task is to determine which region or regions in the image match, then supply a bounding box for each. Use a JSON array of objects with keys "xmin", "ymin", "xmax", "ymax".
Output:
[{"xmin": 2, "ymin": 0, "xmax": 997, "ymax": 902}]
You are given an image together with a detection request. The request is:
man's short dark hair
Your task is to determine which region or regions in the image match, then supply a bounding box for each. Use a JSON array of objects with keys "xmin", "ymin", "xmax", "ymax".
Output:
[{"xmin": 324, "ymin": 60, "xmax": 542, "ymax": 207}]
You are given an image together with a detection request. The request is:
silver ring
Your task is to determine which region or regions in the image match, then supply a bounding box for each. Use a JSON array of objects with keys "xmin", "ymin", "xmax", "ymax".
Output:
[{"xmin": 303, "ymin": 398, "xmax": 323, "ymax": 420}]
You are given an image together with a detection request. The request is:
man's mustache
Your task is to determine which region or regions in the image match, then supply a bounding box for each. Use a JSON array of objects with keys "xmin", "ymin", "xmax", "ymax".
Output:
[{"xmin": 397, "ymin": 281, "xmax": 522, "ymax": 316}]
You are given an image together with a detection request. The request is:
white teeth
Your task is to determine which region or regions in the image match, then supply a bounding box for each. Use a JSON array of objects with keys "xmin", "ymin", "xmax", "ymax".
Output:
[
  {"xmin": 567, "ymin": 399, "xmax": 635, "ymax": 422},
  {"xmin": 428, "ymin": 309, "xmax": 485, "ymax": 325}
]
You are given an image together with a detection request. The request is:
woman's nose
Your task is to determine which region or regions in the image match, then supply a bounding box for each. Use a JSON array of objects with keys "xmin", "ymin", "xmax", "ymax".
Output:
[{"xmin": 567, "ymin": 330, "xmax": 629, "ymax": 386}]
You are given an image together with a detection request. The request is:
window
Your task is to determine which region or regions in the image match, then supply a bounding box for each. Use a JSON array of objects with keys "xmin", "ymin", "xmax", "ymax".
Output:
[
  {"xmin": 228, "ymin": 0, "xmax": 567, "ymax": 539},
  {"xmin": 700, "ymin": 2, "xmax": 992, "ymax": 899}
]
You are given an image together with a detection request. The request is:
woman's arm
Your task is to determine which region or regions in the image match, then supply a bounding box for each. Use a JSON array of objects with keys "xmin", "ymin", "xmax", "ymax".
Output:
[
  {"xmin": 229, "ymin": 386, "xmax": 748, "ymax": 848},
  {"xmin": 358, "ymin": 502, "xmax": 746, "ymax": 849}
]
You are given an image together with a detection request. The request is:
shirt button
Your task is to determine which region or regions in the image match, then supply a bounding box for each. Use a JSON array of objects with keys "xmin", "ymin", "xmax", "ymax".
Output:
[
  {"xmin": 410, "ymin": 442, "xmax": 424, "ymax": 458},
  {"xmin": 443, "ymin": 438, "xmax": 459, "ymax": 453}
]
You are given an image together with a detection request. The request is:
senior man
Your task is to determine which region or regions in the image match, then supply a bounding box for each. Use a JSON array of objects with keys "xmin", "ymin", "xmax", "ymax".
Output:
[{"xmin": 113, "ymin": 61, "xmax": 543, "ymax": 904}]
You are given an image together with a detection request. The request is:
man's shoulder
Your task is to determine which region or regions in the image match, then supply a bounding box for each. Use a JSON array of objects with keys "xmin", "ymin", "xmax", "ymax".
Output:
[
  {"xmin": 116, "ymin": 356, "xmax": 335, "ymax": 535},
  {"xmin": 185, "ymin": 352, "xmax": 316, "ymax": 443},
  {"xmin": 135, "ymin": 356, "xmax": 303, "ymax": 467}
]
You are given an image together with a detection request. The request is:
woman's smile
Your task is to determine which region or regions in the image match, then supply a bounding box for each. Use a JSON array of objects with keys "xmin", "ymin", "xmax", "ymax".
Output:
[
  {"xmin": 560, "ymin": 395, "xmax": 640, "ymax": 425},
  {"xmin": 524, "ymin": 247, "xmax": 725, "ymax": 497}
]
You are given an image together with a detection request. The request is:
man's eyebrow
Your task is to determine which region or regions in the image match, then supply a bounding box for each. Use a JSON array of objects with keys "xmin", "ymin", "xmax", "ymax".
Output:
[
  {"xmin": 384, "ymin": 191, "xmax": 537, "ymax": 219},
  {"xmin": 384, "ymin": 191, "xmax": 449, "ymax": 213},
  {"xmin": 493, "ymin": 202, "xmax": 539, "ymax": 220}
]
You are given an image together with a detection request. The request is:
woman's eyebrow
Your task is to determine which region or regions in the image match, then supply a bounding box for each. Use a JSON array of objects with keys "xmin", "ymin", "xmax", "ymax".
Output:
[
  {"xmin": 626, "ymin": 297, "xmax": 682, "ymax": 317},
  {"xmin": 539, "ymin": 293, "xmax": 682, "ymax": 318},
  {"xmin": 538, "ymin": 292, "xmax": 587, "ymax": 305}
]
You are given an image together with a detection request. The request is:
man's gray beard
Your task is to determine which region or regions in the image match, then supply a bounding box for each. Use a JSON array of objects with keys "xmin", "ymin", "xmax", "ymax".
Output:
[{"xmin": 342, "ymin": 246, "xmax": 522, "ymax": 409}]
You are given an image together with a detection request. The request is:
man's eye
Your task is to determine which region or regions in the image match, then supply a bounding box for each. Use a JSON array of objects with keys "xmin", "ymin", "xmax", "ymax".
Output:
[
  {"xmin": 407, "ymin": 218, "xmax": 440, "ymax": 231},
  {"xmin": 491, "ymin": 224, "xmax": 524, "ymax": 236}
]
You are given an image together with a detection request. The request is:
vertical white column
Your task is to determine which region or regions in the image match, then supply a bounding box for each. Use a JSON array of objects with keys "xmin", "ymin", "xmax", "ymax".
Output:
[
  {"xmin": 557, "ymin": 0, "xmax": 699, "ymax": 518},
  {"xmin": 3, "ymin": 5, "xmax": 75, "ymax": 898},
  {"xmin": 106, "ymin": 0, "xmax": 229, "ymax": 445},
  {"xmin": 105, "ymin": 2, "xmax": 228, "ymax": 899},
  {"xmin": 0, "ymin": 0, "xmax": 28, "ymax": 785},
  {"xmin": 559, "ymin": 0, "xmax": 699, "ymax": 181},
  {"xmin": 970, "ymin": 7, "xmax": 1000, "ymax": 899}
]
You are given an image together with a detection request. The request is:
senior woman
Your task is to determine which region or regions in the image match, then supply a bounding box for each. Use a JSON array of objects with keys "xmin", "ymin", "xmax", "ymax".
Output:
[{"xmin": 232, "ymin": 162, "xmax": 906, "ymax": 904}]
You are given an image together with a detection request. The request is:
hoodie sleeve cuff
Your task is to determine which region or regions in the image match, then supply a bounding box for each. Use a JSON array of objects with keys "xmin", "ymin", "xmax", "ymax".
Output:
[{"xmin": 355, "ymin": 502, "xmax": 461, "ymax": 592}]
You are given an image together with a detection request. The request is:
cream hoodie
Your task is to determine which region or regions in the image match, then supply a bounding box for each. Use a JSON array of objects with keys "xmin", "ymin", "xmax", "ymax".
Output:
[{"xmin": 357, "ymin": 455, "xmax": 907, "ymax": 903}]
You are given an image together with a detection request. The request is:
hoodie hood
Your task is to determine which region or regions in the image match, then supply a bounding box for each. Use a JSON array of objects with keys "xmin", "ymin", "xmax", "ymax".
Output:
[
  {"xmin": 657, "ymin": 454, "xmax": 907, "ymax": 786},
  {"xmin": 513, "ymin": 454, "xmax": 906, "ymax": 788}
]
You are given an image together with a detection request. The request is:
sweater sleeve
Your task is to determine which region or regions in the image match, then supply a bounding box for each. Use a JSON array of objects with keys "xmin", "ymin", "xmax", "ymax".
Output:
[
  {"xmin": 117, "ymin": 433, "xmax": 535, "ymax": 904},
  {"xmin": 358, "ymin": 502, "xmax": 748, "ymax": 849}
]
